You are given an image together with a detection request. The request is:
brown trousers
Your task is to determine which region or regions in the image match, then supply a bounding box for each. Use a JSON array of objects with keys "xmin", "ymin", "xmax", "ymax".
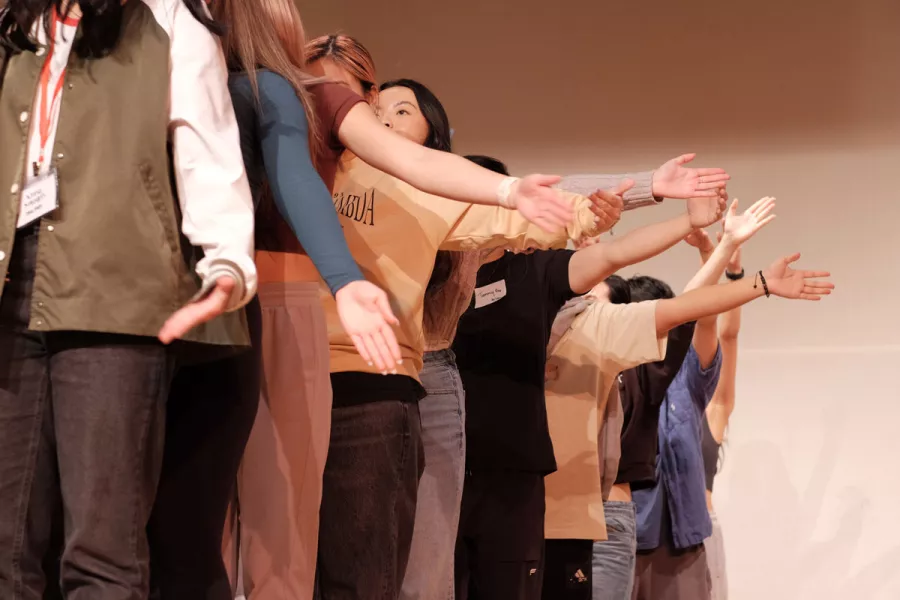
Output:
[{"xmin": 223, "ymin": 282, "xmax": 332, "ymax": 600}]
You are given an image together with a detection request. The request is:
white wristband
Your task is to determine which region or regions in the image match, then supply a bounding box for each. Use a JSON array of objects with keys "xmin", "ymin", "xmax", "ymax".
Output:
[{"xmin": 496, "ymin": 177, "xmax": 519, "ymax": 209}]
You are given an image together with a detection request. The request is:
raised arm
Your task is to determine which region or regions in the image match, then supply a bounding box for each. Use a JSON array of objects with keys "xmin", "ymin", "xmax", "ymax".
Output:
[
  {"xmin": 682, "ymin": 197, "xmax": 775, "ymax": 366},
  {"xmin": 706, "ymin": 245, "xmax": 743, "ymax": 434},
  {"xmin": 654, "ymin": 253, "xmax": 833, "ymax": 335},
  {"xmin": 566, "ymin": 194, "xmax": 727, "ymax": 295},
  {"xmin": 337, "ymin": 103, "xmax": 572, "ymax": 233}
]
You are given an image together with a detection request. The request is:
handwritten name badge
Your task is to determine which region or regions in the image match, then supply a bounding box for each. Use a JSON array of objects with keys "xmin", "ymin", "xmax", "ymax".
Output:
[
  {"xmin": 473, "ymin": 279, "xmax": 507, "ymax": 309},
  {"xmin": 17, "ymin": 171, "xmax": 59, "ymax": 229}
]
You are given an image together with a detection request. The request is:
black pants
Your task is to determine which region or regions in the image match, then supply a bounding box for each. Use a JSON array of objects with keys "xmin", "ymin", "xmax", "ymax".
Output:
[
  {"xmin": 316, "ymin": 401, "xmax": 425, "ymax": 600},
  {"xmin": 0, "ymin": 226, "xmax": 175, "ymax": 600},
  {"xmin": 542, "ymin": 540, "xmax": 593, "ymax": 600},
  {"xmin": 455, "ymin": 471, "xmax": 546, "ymax": 600},
  {"xmin": 146, "ymin": 299, "xmax": 261, "ymax": 600}
]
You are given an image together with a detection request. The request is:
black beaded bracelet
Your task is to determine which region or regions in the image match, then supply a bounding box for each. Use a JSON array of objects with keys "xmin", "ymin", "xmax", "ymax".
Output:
[
  {"xmin": 754, "ymin": 270, "xmax": 770, "ymax": 297},
  {"xmin": 725, "ymin": 268, "xmax": 745, "ymax": 281}
]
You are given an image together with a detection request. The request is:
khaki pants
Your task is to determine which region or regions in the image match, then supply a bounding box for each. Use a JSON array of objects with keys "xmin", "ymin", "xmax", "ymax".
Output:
[{"xmin": 223, "ymin": 282, "xmax": 332, "ymax": 600}]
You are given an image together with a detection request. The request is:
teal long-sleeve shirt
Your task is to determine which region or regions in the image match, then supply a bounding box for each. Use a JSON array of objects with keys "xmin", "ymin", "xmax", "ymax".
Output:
[{"xmin": 229, "ymin": 70, "xmax": 363, "ymax": 295}]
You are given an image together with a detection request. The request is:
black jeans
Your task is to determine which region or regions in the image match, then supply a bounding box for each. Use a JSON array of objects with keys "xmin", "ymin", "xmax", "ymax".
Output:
[
  {"xmin": 316, "ymin": 400, "xmax": 424, "ymax": 600},
  {"xmin": 0, "ymin": 226, "xmax": 175, "ymax": 600},
  {"xmin": 455, "ymin": 471, "xmax": 546, "ymax": 600},
  {"xmin": 146, "ymin": 299, "xmax": 261, "ymax": 600}
]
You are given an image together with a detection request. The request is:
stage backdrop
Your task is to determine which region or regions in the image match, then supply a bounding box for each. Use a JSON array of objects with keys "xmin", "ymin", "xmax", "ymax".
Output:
[{"xmin": 298, "ymin": 0, "xmax": 900, "ymax": 597}]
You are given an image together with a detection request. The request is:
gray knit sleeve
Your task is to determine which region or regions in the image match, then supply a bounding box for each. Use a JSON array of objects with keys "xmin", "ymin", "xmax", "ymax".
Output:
[{"xmin": 555, "ymin": 171, "xmax": 662, "ymax": 211}]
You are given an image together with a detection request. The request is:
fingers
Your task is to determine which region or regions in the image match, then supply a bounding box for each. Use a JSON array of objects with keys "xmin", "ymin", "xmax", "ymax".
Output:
[
  {"xmin": 675, "ymin": 153, "xmax": 696, "ymax": 165},
  {"xmin": 613, "ymin": 179, "xmax": 635, "ymax": 195},
  {"xmin": 157, "ymin": 282, "xmax": 231, "ymax": 344},
  {"xmin": 801, "ymin": 272, "xmax": 833, "ymax": 281},
  {"xmin": 696, "ymin": 167, "xmax": 727, "ymax": 177},
  {"xmin": 380, "ymin": 324, "xmax": 403, "ymax": 364},
  {"xmin": 694, "ymin": 173, "xmax": 731, "ymax": 190},
  {"xmin": 783, "ymin": 252, "xmax": 802, "ymax": 265},
  {"xmin": 360, "ymin": 333, "xmax": 387, "ymax": 372},
  {"xmin": 727, "ymin": 198, "xmax": 739, "ymax": 218},
  {"xmin": 532, "ymin": 174, "xmax": 563, "ymax": 187},
  {"xmin": 351, "ymin": 333, "xmax": 373, "ymax": 366},
  {"xmin": 747, "ymin": 196, "xmax": 776, "ymax": 217},
  {"xmin": 370, "ymin": 329, "xmax": 397, "ymax": 373},
  {"xmin": 755, "ymin": 215, "xmax": 777, "ymax": 229}
]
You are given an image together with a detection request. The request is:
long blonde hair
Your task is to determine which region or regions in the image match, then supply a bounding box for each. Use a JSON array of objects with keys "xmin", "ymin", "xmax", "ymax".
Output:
[{"xmin": 213, "ymin": 0, "xmax": 322, "ymax": 164}]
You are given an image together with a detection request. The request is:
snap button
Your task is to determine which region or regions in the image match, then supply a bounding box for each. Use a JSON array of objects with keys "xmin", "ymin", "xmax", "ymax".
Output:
[
  {"xmin": 47, "ymin": 225, "xmax": 54, "ymax": 232},
  {"xmin": 36, "ymin": 47, "xmax": 46, "ymax": 57},
  {"xmin": 35, "ymin": 319, "xmax": 43, "ymax": 326},
  {"xmin": 0, "ymin": 251, "xmax": 5, "ymax": 261},
  {"xmin": 11, "ymin": 183, "xmax": 19, "ymax": 195},
  {"xmin": 57, "ymin": 152, "xmax": 64, "ymax": 160},
  {"xmin": 37, "ymin": 301, "xmax": 44, "ymax": 308},
  {"xmin": 19, "ymin": 111, "xmax": 28, "ymax": 123}
]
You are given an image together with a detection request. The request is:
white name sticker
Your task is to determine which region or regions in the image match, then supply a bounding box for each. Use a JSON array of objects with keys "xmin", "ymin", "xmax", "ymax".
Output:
[
  {"xmin": 473, "ymin": 279, "xmax": 507, "ymax": 309},
  {"xmin": 17, "ymin": 171, "xmax": 59, "ymax": 229}
]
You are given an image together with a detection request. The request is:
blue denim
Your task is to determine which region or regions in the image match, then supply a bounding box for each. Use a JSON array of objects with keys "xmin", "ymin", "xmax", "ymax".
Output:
[
  {"xmin": 592, "ymin": 501, "xmax": 637, "ymax": 600},
  {"xmin": 635, "ymin": 346, "xmax": 722, "ymax": 551},
  {"xmin": 401, "ymin": 349, "xmax": 466, "ymax": 600}
]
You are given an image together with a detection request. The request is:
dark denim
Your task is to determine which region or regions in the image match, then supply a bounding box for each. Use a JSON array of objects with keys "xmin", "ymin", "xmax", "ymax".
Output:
[
  {"xmin": 147, "ymin": 299, "xmax": 260, "ymax": 600},
  {"xmin": 0, "ymin": 226, "xmax": 175, "ymax": 600},
  {"xmin": 316, "ymin": 400, "xmax": 425, "ymax": 600}
]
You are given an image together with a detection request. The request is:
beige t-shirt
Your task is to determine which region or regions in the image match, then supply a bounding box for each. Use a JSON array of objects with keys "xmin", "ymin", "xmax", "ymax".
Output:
[
  {"xmin": 543, "ymin": 299, "xmax": 666, "ymax": 541},
  {"xmin": 323, "ymin": 155, "xmax": 604, "ymax": 380}
]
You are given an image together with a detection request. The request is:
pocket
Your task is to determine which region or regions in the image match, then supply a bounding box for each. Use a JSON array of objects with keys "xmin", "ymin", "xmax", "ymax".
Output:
[{"xmin": 137, "ymin": 163, "xmax": 180, "ymax": 255}]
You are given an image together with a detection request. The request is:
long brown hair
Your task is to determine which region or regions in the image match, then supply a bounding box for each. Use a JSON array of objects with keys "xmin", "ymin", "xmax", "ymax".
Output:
[
  {"xmin": 213, "ymin": 0, "xmax": 322, "ymax": 163},
  {"xmin": 305, "ymin": 34, "xmax": 377, "ymax": 99}
]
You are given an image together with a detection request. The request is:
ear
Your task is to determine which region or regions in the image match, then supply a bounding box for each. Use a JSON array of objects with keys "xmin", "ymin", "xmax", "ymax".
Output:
[{"xmin": 366, "ymin": 87, "xmax": 380, "ymax": 107}]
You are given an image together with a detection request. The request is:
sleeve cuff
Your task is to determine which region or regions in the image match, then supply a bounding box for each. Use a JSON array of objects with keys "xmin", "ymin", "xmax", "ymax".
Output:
[
  {"xmin": 622, "ymin": 171, "xmax": 661, "ymax": 211},
  {"xmin": 196, "ymin": 255, "xmax": 258, "ymax": 311}
]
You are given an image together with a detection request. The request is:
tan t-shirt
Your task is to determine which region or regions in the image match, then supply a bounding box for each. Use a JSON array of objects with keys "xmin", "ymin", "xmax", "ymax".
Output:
[
  {"xmin": 543, "ymin": 299, "xmax": 666, "ymax": 541},
  {"xmin": 323, "ymin": 155, "xmax": 604, "ymax": 380}
]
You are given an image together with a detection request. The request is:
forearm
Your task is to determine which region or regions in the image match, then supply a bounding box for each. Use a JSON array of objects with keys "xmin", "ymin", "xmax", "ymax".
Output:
[
  {"xmin": 683, "ymin": 239, "xmax": 737, "ymax": 294},
  {"xmin": 708, "ymin": 336, "xmax": 738, "ymax": 414},
  {"xmin": 567, "ymin": 214, "xmax": 694, "ymax": 294},
  {"xmin": 656, "ymin": 278, "xmax": 764, "ymax": 335},
  {"xmin": 557, "ymin": 171, "xmax": 660, "ymax": 211}
]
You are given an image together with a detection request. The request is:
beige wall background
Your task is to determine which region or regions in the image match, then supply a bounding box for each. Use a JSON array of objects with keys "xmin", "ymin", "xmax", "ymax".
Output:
[{"xmin": 299, "ymin": 0, "xmax": 900, "ymax": 597}]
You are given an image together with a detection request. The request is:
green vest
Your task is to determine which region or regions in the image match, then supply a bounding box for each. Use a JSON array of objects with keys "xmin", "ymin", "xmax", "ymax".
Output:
[{"xmin": 0, "ymin": 3, "xmax": 249, "ymax": 348}]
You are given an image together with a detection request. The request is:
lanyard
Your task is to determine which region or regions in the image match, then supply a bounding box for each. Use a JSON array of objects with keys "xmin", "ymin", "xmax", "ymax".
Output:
[{"xmin": 33, "ymin": 8, "xmax": 79, "ymax": 176}]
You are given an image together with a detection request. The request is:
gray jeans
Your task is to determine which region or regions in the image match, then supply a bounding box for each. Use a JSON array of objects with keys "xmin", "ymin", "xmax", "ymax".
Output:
[
  {"xmin": 703, "ymin": 511, "xmax": 727, "ymax": 600},
  {"xmin": 592, "ymin": 501, "xmax": 637, "ymax": 600},
  {"xmin": 401, "ymin": 350, "xmax": 466, "ymax": 600},
  {"xmin": 0, "ymin": 226, "xmax": 175, "ymax": 600}
]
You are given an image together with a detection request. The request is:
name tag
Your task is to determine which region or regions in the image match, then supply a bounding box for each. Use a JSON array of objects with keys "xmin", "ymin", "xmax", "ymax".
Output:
[
  {"xmin": 17, "ymin": 171, "xmax": 59, "ymax": 229},
  {"xmin": 474, "ymin": 279, "xmax": 507, "ymax": 309}
]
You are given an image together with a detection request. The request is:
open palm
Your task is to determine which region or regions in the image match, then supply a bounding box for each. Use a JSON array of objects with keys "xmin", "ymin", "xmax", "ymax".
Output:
[
  {"xmin": 762, "ymin": 253, "xmax": 834, "ymax": 300},
  {"xmin": 723, "ymin": 197, "xmax": 776, "ymax": 245},
  {"xmin": 652, "ymin": 153, "xmax": 731, "ymax": 199},
  {"xmin": 511, "ymin": 175, "xmax": 573, "ymax": 234},
  {"xmin": 336, "ymin": 281, "xmax": 402, "ymax": 373}
]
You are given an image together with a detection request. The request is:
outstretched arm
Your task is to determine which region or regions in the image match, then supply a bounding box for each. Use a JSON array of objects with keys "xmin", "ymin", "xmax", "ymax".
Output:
[
  {"xmin": 654, "ymin": 254, "xmax": 833, "ymax": 335},
  {"xmin": 566, "ymin": 194, "xmax": 727, "ymax": 295},
  {"xmin": 337, "ymin": 103, "xmax": 572, "ymax": 232}
]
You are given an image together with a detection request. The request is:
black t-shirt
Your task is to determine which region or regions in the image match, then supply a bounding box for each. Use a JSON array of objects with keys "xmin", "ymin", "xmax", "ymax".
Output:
[
  {"xmin": 452, "ymin": 250, "xmax": 577, "ymax": 474},
  {"xmin": 615, "ymin": 321, "xmax": 696, "ymax": 487}
]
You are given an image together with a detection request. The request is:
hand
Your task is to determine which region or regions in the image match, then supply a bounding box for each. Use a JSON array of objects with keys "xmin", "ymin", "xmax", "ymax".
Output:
[
  {"xmin": 721, "ymin": 197, "xmax": 776, "ymax": 246},
  {"xmin": 686, "ymin": 192, "xmax": 727, "ymax": 229},
  {"xmin": 761, "ymin": 253, "xmax": 834, "ymax": 301},
  {"xmin": 335, "ymin": 280, "xmax": 402, "ymax": 373},
  {"xmin": 509, "ymin": 175, "xmax": 574, "ymax": 233},
  {"xmin": 158, "ymin": 276, "xmax": 236, "ymax": 344},
  {"xmin": 684, "ymin": 229, "xmax": 714, "ymax": 253},
  {"xmin": 586, "ymin": 179, "xmax": 631, "ymax": 233},
  {"xmin": 652, "ymin": 153, "xmax": 731, "ymax": 199}
]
